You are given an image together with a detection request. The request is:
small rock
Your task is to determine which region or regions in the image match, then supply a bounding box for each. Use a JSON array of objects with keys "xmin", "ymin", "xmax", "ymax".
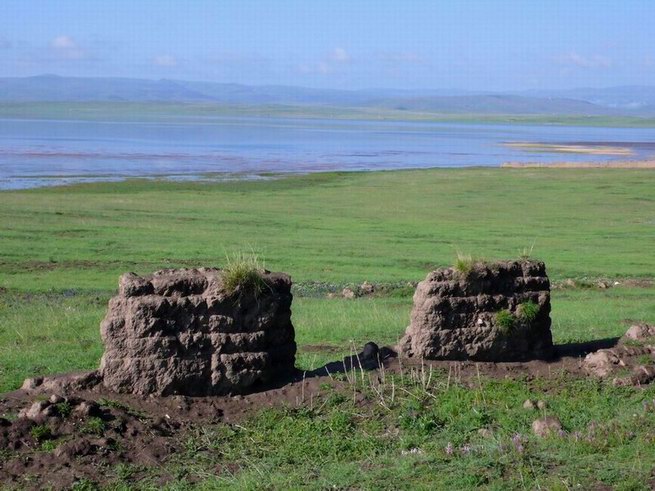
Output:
[
  {"xmin": 74, "ymin": 401, "xmax": 101, "ymax": 418},
  {"xmin": 596, "ymin": 280, "xmax": 611, "ymax": 289},
  {"xmin": 359, "ymin": 281, "xmax": 375, "ymax": 296},
  {"xmin": 54, "ymin": 438, "xmax": 93, "ymax": 458},
  {"xmin": 630, "ymin": 365, "xmax": 655, "ymax": 386},
  {"xmin": 49, "ymin": 394, "xmax": 64, "ymax": 404},
  {"xmin": 536, "ymin": 400, "xmax": 548, "ymax": 410},
  {"xmin": 21, "ymin": 377, "xmax": 43, "ymax": 391},
  {"xmin": 523, "ymin": 399, "xmax": 537, "ymax": 410},
  {"xmin": 624, "ymin": 324, "xmax": 655, "ymax": 342},
  {"xmin": 401, "ymin": 447, "xmax": 423, "ymax": 456},
  {"xmin": 532, "ymin": 416, "xmax": 562, "ymax": 438},
  {"xmin": 19, "ymin": 401, "xmax": 50, "ymax": 421},
  {"xmin": 583, "ymin": 350, "xmax": 620, "ymax": 378},
  {"xmin": 342, "ymin": 288, "xmax": 357, "ymax": 299},
  {"xmin": 612, "ymin": 376, "xmax": 632, "ymax": 387},
  {"xmin": 477, "ymin": 428, "xmax": 493, "ymax": 438}
]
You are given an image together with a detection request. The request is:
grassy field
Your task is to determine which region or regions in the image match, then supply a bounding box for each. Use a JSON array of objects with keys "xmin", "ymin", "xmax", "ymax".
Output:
[
  {"xmin": 2, "ymin": 168, "xmax": 655, "ymax": 291},
  {"xmin": 1, "ymin": 168, "xmax": 655, "ymax": 489},
  {"xmin": 2, "ymin": 101, "xmax": 655, "ymax": 127}
]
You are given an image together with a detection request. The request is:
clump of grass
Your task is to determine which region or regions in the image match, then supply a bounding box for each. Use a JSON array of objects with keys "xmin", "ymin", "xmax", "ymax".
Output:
[
  {"xmin": 81, "ymin": 417, "xmax": 105, "ymax": 435},
  {"xmin": 518, "ymin": 300, "xmax": 540, "ymax": 322},
  {"xmin": 495, "ymin": 309, "xmax": 516, "ymax": 332},
  {"xmin": 518, "ymin": 241, "xmax": 536, "ymax": 260},
  {"xmin": 30, "ymin": 424, "xmax": 52, "ymax": 442},
  {"xmin": 453, "ymin": 251, "xmax": 476, "ymax": 275},
  {"xmin": 220, "ymin": 251, "xmax": 267, "ymax": 297},
  {"xmin": 40, "ymin": 440, "xmax": 58, "ymax": 452},
  {"xmin": 55, "ymin": 401, "xmax": 72, "ymax": 418}
]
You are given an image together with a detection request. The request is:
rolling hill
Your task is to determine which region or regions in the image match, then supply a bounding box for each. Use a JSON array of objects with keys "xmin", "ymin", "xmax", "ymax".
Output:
[{"xmin": 1, "ymin": 75, "xmax": 655, "ymax": 117}]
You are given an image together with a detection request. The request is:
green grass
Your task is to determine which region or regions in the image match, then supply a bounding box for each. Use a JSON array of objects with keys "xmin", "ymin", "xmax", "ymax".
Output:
[
  {"xmin": 2, "ymin": 168, "xmax": 655, "ymax": 488},
  {"xmin": 221, "ymin": 251, "xmax": 266, "ymax": 297},
  {"xmin": 2, "ymin": 101, "xmax": 655, "ymax": 127},
  {"xmin": 1, "ymin": 168, "xmax": 655, "ymax": 292},
  {"xmin": 2, "ymin": 287, "xmax": 654, "ymax": 393},
  {"xmin": 81, "ymin": 416, "xmax": 106, "ymax": 435},
  {"xmin": 30, "ymin": 424, "xmax": 52, "ymax": 442},
  {"xmin": 518, "ymin": 300, "xmax": 540, "ymax": 322},
  {"xmin": 99, "ymin": 374, "xmax": 655, "ymax": 490},
  {"xmin": 495, "ymin": 309, "xmax": 516, "ymax": 332},
  {"xmin": 453, "ymin": 251, "xmax": 476, "ymax": 275}
]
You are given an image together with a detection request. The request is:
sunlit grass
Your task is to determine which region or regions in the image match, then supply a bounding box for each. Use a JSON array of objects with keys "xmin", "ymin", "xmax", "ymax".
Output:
[{"xmin": 1, "ymin": 168, "xmax": 654, "ymax": 291}]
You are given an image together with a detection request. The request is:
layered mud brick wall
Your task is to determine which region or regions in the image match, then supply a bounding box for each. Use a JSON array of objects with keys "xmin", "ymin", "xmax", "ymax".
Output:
[
  {"xmin": 399, "ymin": 260, "xmax": 553, "ymax": 361},
  {"xmin": 99, "ymin": 268, "xmax": 296, "ymax": 396}
]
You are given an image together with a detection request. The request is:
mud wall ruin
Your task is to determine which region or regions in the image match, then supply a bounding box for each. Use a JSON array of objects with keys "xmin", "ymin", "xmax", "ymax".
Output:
[
  {"xmin": 99, "ymin": 268, "xmax": 296, "ymax": 396},
  {"xmin": 399, "ymin": 260, "xmax": 553, "ymax": 361}
]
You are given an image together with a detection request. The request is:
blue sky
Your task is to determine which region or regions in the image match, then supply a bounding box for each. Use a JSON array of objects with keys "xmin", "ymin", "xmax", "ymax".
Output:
[{"xmin": 1, "ymin": 0, "xmax": 654, "ymax": 90}]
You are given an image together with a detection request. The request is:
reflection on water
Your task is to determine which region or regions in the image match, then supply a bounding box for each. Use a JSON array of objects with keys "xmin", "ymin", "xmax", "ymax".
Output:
[{"xmin": 0, "ymin": 117, "xmax": 654, "ymax": 189}]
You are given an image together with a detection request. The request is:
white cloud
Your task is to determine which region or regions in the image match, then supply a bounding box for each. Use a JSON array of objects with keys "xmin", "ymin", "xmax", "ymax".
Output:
[
  {"xmin": 153, "ymin": 54, "xmax": 178, "ymax": 67},
  {"xmin": 49, "ymin": 35, "xmax": 88, "ymax": 60},
  {"xmin": 555, "ymin": 52, "xmax": 612, "ymax": 69},
  {"xmin": 51, "ymin": 35, "xmax": 76, "ymax": 50},
  {"xmin": 328, "ymin": 47, "xmax": 351, "ymax": 63}
]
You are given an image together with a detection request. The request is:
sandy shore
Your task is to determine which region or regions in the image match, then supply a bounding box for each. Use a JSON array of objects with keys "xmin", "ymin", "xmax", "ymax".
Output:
[
  {"xmin": 502, "ymin": 159, "xmax": 655, "ymax": 168},
  {"xmin": 503, "ymin": 141, "xmax": 635, "ymax": 156}
]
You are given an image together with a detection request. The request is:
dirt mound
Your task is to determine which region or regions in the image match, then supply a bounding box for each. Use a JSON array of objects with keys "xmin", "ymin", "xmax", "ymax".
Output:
[
  {"xmin": 100, "ymin": 268, "xmax": 296, "ymax": 396},
  {"xmin": 583, "ymin": 323, "xmax": 655, "ymax": 386},
  {"xmin": 0, "ymin": 392, "xmax": 180, "ymax": 489},
  {"xmin": 0, "ymin": 367, "xmax": 339, "ymax": 490},
  {"xmin": 3, "ymin": 330, "xmax": 655, "ymax": 489},
  {"xmin": 399, "ymin": 260, "xmax": 553, "ymax": 361}
]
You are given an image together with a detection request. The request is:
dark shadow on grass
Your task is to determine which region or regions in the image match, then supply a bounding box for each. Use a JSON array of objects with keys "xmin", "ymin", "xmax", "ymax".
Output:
[
  {"xmin": 304, "ymin": 342, "xmax": 397, "ymax": 378},
  {"xmin": 553, "ymin": 337, "xmax": 620, "ymax": 359},
  {"xmin": 243, "ymin": 337, "xmax": 624, "ymax": 393}
]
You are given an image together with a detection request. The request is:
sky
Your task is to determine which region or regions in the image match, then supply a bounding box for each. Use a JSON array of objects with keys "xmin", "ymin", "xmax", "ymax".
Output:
[{"xmin": 1, "ymin": 0, "xmax": 654, "ymax": 91}]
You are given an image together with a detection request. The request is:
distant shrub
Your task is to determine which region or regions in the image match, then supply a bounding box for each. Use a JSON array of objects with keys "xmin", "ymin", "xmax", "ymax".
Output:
[
  {"xmin": 221, "ymin": 251, "xmax": 267, "ymax": 297},
  {"xmin": 518, "ymin": 300, "xmax": 540, "ymax": 322},
  {"xmin": 495, "ymin": 309, "xmax": 515, "ymax": 332}
]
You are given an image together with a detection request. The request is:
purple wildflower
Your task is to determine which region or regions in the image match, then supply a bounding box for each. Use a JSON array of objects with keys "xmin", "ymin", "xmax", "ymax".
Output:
[
  {"xmin": 460, "ymin": 444, "xmax": 472, "ymax": 455},
  {"xmin": 445, "ymin": 442, "xmax": 454, "ymax": 455},
  {"xmin": 511, "ymin": 433, "xmax": 525, "ymax": 453}
]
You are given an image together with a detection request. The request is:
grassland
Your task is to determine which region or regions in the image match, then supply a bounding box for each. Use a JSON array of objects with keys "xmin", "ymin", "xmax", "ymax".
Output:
[
  {"xmin": 3, "ymin": 101, "xmax": 655, "ymax": 127},
  {"xmin": 2, "ymin": 168, "xmax": 655, "ymax": 291},
  {"xmin": 1, "ymin": 168, "xmax": 655, "ymax": 489}
]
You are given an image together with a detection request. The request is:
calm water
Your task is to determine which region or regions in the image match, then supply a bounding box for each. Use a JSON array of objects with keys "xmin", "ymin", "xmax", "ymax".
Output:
[{"xmin": 1, "ymin": 117, "xmax": 654, "ymax": 189}]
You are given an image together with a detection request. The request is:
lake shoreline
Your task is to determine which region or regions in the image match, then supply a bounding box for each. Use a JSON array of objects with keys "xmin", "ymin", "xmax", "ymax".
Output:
[{"xmin": 502, "ymin": 159, "xmax": 655, "ymax": 168}]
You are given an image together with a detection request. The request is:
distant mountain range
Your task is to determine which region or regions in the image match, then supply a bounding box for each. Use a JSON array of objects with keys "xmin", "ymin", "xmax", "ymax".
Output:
[{"xmin": 2, "ymin": 75, "xmax": 655, "ymax": 117}]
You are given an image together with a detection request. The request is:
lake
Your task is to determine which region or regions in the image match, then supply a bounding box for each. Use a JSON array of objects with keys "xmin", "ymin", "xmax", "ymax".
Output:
[{"xmin": 1, "ymin": 117, "xmax": 654, "ymax": 189}]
